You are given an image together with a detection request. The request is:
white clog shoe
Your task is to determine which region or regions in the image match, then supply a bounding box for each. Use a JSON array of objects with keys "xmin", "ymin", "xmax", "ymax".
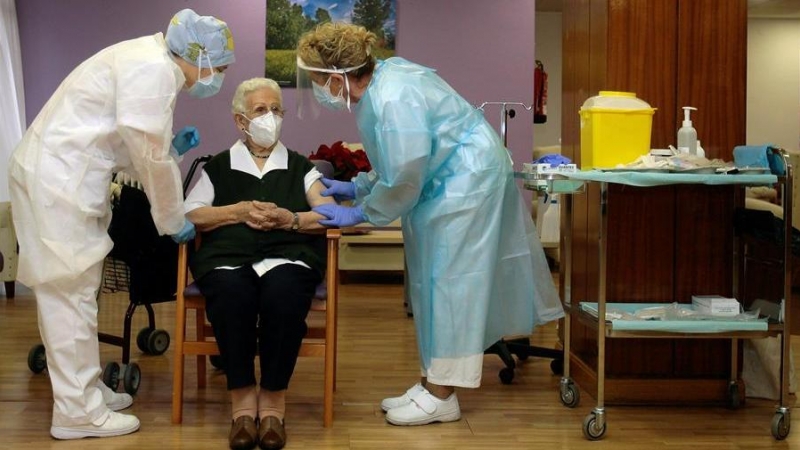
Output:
[
  {"xmin": 385, "ymin": 387, "xmax": 461, "ymax": 426},
  {"xmin": 381, "ymin": 382, "xmax": 425, "ymax": 412},
  {"xmin": 51, "ymin": 411, "xmax": 140, "ymax": 440}
]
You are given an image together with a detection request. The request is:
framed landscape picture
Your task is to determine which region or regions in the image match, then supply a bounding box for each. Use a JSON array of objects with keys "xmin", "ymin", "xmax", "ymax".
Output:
[{"xmin": 266, "ymin": 0, "xmax": 397, "ymax": 87}]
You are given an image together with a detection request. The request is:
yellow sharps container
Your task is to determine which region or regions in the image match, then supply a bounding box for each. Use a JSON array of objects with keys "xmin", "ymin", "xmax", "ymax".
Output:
[{"xmin": 579, "ymin": 91, "xmax": 656, "ymax": 170}]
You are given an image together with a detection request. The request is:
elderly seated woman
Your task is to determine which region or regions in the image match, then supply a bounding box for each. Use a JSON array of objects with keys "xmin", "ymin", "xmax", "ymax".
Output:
[{"xmin": 184, "ymin": 77, "xmax": 335, "ymax": 450}]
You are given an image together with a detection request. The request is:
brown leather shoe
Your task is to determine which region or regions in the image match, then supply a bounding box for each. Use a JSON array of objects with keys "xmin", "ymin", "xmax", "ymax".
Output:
[
  {"xmin": 229, "ymin": 416, "xmax": 258, "ymax": 450},
  {"xmin": 258, "ymin": 416, "xmax": 286, "ymax": 450}
]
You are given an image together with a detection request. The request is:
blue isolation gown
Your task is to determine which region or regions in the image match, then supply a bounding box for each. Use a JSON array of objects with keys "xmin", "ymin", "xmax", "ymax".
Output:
[{"xmin": 352, "ymin": 57, "xmax": 563, "ymax": 387}]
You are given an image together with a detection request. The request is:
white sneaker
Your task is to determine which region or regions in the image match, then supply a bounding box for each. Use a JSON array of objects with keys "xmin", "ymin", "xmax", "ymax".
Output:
[
  {"xmin": 381, "ymin": 383, "xmax": 425, "ymax": 412},
  {"xmin": 385, "ymin": 388, "xmax": 461, "ymax": 426},
  {"xmin": 96, "ymin": 380, "xmax": 133, "ymax": 411},
  {"xmin": 50, "ymin": 411, "xmax": 140, "ymax": 440}
]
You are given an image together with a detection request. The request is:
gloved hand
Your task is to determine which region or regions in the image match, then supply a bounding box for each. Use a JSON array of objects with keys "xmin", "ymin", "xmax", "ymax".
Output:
[
  {"xmin": 171, "ymin": 219, "xmax": 196, "ymax": 244},
  {"xmin": 313, "ymin": 203, "xmax": 365, "ymax": 227},
  {"xmin": 320, "ymin": 178, "xmax": 356, "ymax": 202},
  {"xmin": 172, "ymin": 126, "xmax": 201, "ymax": 155}
]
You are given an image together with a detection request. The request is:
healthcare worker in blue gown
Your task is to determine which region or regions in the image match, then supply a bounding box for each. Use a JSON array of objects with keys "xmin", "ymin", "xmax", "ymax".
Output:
[
  {"xmin": 9, "ymin": 9, "xmax": 234, "ymax": 440},
  {"xmin": 296, "ymin": 22, "xmax": 563, "ymax": 427}
]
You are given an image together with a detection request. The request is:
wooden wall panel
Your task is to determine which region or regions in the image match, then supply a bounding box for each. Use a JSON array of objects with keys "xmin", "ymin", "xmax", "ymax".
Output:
[
  {"xmin": 561, "ymin": 0, "xmax": 595, "ymax": 364},
  {"xmin": 674, "ymin": 186, "xmax": 737, "ymax": 301},
  {"xmin": 606, "ymin": 0, "xmax": 678, "ymax": 149},
  {"xmin": 676, "ymin": 0, "xmax": 747, "ymax": 161},
  {"xmin": 672, "ymin": 0, "xmax": 747, "ymax": 378},
  {"xmin": 605, "ymin": 185, "xmax": 675, "ymax": 303}
]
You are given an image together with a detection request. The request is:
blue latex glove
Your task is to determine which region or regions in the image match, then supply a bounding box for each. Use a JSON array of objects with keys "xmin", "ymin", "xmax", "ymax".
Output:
[
  {"xmin": 171, "ymin": 219, "xmax": 196, "ymax": 244},
  {"xmin": 313, "ymin": 204, "xmax": 365, "ymax": 227},
  {"xmin": 172, "ymin": 126, "xmax": 200, "ymax": 155},
  {"xmin": 320, "ymin": 178, "xmax": 356, "ymax": 202},
  {"xmin": 533, "ymin": 154, "xmax": 572, "ymax": 167}
]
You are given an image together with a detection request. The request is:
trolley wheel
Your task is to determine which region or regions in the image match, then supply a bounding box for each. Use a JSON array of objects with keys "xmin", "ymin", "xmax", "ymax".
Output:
[
  {"xmin": 560, "ymin": 381, "xmax": 580, "ymax": 408},
  {"xmin": 146, "ymin": 329, "xmax": 170, "ymax": 356},
  {"xmin": 28, "ymin": 344, "xmax": 47, "ymax": 374},
  {"xmin": 582, "ymin": 412, "xmax": 606, "ymax": 440},
  {"xmin": 209, "ymin": 355, "xmax": 225, "ymax": 371},
  {"xmin": 499, "ymin": 367, "xmax": 514, "ymax": 385},
  {"xmin": 102, "ymin": 361, "xmax": 121, "ymax": 391},
  {"xmin": 550, "ymin": 358, "xmax": 564, "ymax": 376},
  {"xmin": 727, "ymin": 382, "xmax": 741, "ymax": 409},
  {"xmin": 136, "ymin": 327, "xmax": 153, "ymax": 353},
  {"xmin": 772, "ymin": 412, "xmax": 791, "ymax": 440},
  {"xmin": 122, "ymin": 363, "xmax": 141, "ymax": 395}
]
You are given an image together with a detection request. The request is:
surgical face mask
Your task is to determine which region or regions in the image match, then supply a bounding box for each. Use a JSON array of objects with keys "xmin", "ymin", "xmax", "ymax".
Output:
[
  {"xmin": 188, "ymin": 71, "xmax": 224, "ymax": 98},
  {"xmin": 241, "ymin": 112, "xmax": 282, "ymax": 148},
  {"xmin": 313, "ymin": 76, "xmax": 350, "ymax": 112},
  {"xmin": 188, "ymin": 52, "xmax": 224, "ymax": 99},
  {"xmin": 296, "ymin": 56, "xmax": 367, "ymax": 118}
]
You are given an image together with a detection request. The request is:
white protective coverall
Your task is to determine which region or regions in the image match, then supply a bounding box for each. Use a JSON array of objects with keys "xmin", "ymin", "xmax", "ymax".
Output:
[
  {"xmin": 352, "ymin": 57, "xmax": 564, "ymax": 388},
  {"xmin": 9, "ymin": 33, "xmax": 186, "ymax": 426}
]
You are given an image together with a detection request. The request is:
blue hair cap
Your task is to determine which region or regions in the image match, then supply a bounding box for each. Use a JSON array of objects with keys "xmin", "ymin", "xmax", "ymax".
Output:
[{"xmin": 166, "ymin": 9, "xmax": 235, "ymax": 67}]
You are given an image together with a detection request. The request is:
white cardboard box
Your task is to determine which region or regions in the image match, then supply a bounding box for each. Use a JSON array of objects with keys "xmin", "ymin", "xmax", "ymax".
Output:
[{"xmin": 692, "ymin": 295, "xmax": 741, "ymax": 316}]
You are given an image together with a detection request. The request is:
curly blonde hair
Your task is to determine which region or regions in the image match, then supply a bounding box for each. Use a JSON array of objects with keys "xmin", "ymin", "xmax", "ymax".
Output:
[{"xmin": 297, "ymin": 22, "xmax": 377, "ymax": 78}]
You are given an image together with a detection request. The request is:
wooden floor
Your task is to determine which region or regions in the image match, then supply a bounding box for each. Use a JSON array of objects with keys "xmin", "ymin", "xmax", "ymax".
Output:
[{"xmin": 1, "ymin": 274, "xmax": 799, "ymax": 449}]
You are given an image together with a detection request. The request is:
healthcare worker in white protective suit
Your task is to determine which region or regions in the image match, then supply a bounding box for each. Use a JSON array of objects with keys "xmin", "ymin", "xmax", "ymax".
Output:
[
  {"xmin": 296, "ymin": 22, "xmax": 564, "ymax": 427},
  {"xmin": 9, "ymin": 9, "xmax": 235, "ymax": 440}
]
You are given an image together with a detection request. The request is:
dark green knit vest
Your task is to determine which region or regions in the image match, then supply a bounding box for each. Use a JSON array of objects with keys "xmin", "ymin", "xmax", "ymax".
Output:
[{"xmin": 189, "ymin": 149, "xmax": 325, "ymax": 281}]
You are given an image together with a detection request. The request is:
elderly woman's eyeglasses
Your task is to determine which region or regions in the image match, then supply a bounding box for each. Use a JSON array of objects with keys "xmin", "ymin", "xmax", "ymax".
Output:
[{"xmin": 252, "ymin": 104, "xmax": 285, "ymax": 117}]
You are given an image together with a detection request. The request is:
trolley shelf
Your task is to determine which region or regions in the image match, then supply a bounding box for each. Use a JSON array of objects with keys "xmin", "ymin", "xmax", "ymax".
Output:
[{"xmin": 570, "ymin": 303, "xmax": 784, "ymax": 339}]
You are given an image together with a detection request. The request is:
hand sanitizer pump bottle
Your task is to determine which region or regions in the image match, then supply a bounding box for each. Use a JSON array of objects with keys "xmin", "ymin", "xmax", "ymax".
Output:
[{"xmin": 677, "ymin": 106, "xmax": 698, "ymax": 155}]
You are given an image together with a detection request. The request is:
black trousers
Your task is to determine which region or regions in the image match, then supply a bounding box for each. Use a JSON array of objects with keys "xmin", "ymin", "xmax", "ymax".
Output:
[{"xmin": 197, "ymin": 263, "xmax": 321, "ymax": 391}]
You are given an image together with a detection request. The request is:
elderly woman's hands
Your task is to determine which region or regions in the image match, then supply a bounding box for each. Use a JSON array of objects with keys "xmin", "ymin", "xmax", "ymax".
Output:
[{"xmin": 245, "ymin": 200, "xmax": 294, "ymax": 231}]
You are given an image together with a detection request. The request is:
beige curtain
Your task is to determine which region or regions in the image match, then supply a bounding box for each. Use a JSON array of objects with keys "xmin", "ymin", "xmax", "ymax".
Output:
[{"xmin": 0, "ymin": 0, "xmax": 26, "ymax": 202}]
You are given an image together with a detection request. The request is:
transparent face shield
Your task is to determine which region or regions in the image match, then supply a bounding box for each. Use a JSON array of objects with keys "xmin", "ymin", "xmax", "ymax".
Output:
[{"xmin": 296, "ymin": 55, "xmax": 366, "ymax": 119}]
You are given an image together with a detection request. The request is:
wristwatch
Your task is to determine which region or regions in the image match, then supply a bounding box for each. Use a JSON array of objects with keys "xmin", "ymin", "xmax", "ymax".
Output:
[{"xmin": 291, "ymin": 212, "xmax": 300, "ymax": 231}]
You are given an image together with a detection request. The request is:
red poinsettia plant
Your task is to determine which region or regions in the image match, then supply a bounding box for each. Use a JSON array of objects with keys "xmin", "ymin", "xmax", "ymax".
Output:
[{"xmin": 309, "ymin": 141, "xmax": 372, "ymax": 181}]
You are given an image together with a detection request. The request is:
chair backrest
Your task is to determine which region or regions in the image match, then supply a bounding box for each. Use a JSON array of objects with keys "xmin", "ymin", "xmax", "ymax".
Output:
[
  {"xmin": 171, "ymin": 228, "xmax": 341, "ymax": 427},
  {"xmin": 312, "ymin": 159, "xmax": 335, "ymax": 180}
]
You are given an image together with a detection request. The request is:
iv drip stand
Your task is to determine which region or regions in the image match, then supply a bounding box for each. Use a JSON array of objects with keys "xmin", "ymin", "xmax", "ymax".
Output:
[{"xmin": 477, "ymin": 102, "xmax": 533, "ymax": 147}]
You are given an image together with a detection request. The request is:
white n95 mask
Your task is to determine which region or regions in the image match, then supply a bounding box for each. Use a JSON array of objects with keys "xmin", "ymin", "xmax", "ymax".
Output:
[
  {"xmin": 313, "ymin": 76, "xmax": 349, "ymax": 111},
  {"xmin": 242, "ymin": 112, "xmax": 282, "ymax": 148}
]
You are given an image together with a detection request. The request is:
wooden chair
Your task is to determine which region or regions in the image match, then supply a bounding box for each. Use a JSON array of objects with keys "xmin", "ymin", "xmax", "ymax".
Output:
[{"xmin": 171, "ymin": 229, "xmax": 341, "ymax": 427}]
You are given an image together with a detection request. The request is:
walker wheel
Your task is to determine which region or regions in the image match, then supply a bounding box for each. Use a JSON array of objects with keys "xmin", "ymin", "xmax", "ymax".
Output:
[
  {"xmin": 136, "ymin": 327, "xmax": 153, "ymax": 353},
  {"xmin": 122, "ymin": 363, "xmax": 141, "ymax": 395},
  {"xmin": 147, "ymin": 329, "xmax": 170, "ymax": 355},
  {"xmin": 27, "ymin": 344, "xmax": 47, "ymax": 374},
  {"xmin": 102, "ymin": 361, "xmax": 120, "ymax": 391}
]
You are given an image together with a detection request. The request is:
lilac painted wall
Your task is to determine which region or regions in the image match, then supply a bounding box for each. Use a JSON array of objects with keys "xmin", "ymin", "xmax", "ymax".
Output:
[
  {"xmin": 16, "ymin": 0, "xmax": 535, "ymax": 184},
  {"xmin": 16, "ymin": 0, "xmax": 266, "ymax": 174}
]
